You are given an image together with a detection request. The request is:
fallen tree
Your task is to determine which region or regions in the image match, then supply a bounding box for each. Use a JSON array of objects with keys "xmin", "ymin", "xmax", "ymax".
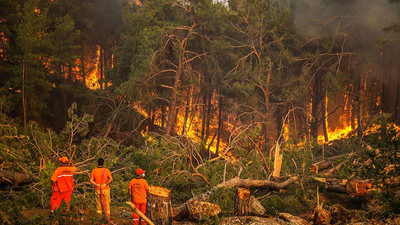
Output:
[
  {"xmin": 0, "ymin": 170, "xmax": 36, "ymax": 185},
  {"xmin": 214, "ymin": 176, "xmax": 298, "ymax": 189},
  {"xmin": 314, "ymin": 177, "xmax": 373, "ymax": 197},
  {"xmin": 173, "ymin": 198, "xmax": 221, "ymax": 221},
  {"xmin": 172, "ymin": 176, "xmax": 297, "ymax": 221}
]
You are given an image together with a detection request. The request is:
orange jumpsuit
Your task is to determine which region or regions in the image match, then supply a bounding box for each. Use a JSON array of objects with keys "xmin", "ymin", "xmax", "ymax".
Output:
[
  {"xmin": 128, "ymin": 178, "xmax": 149, "ymax": 225},
  {"xmin": 50, "ymin": 165, "xmax": 77, "ymax": 210},
  {"xmin": 90, "ymin": 167, "xmax": 112, "ymax": 215}
]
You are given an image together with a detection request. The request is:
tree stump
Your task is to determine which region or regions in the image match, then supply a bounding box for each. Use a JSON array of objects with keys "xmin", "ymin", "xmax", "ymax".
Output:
[
  {"xmin": 313, "ymin": 207, "xmax": 331, "ymax": 225},
  {"xmin": 147, "ymin": 186, "xmax": 173, "ymax": 225},
  {"xmin": 235, "ymin": 187, "xmax": 251, "ymax": 215}
]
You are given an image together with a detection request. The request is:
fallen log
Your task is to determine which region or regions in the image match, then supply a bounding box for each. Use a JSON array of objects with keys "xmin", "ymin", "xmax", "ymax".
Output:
[
  {"xmin": 173, "ymin": 198, "xmax": 221, "ymax": 221},
  {"xmin": 320, "ymin": 162, "xmax": 344, "ymax": 176},
  {"xmin": 221, "ymin": 216, "xmax": 283, "ymax": 225},
  {"xmin": 0, "ymin": 170, "xmax": 36, "ymax": 185},
  {"xmin": 147, "ymin": 186, "xmax": 173, "ymax": 225},
  {"xmin": 314, "ymin": 178, "xmax": 373, "ymax": 196},
  {"xmin": 311, "ymin": 153, "xmax": 354, "ymax": 174},
  {"xmin": 214, "ymin": 176, "xmax": 298, "ymax": 190},
  {"xmin": 126, "ymin": 201, "xmax": 155, "ymax": 225},
  {"xmin": 311, "ymin": 161, "xmax": 334, "ymax": 173},
  {"xmin": 279, "ymin": 212, "xmax": 310, "ymax": 225}
]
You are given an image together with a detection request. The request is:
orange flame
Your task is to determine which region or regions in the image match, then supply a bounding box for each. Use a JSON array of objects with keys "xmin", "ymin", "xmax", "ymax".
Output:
[
  {"xmin": 85, "ymin": 45, "xmax": 101, "ymax": 89},
  {"xmin": 134, "ymin": 93, "xmax": 227, "ymax": 154}
]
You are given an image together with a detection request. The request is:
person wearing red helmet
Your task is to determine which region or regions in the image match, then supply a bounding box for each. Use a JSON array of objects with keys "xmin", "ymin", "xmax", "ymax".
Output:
[
  {"xmin": 128, "ymin": 168, "xmax": 149, "ymax": 225},
  {"xmin": 50, "ymin": 156, "xmax": 77, "ymax": 212}
]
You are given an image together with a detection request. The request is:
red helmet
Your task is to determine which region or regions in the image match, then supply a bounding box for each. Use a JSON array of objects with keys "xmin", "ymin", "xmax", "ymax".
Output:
[
  {"xmin": 136, "ymin": 168, "xmax": 146, "ymax": 175},
  {"xmin": 60, "ymin": 156, "xmax": 69, "ymax": 163}
]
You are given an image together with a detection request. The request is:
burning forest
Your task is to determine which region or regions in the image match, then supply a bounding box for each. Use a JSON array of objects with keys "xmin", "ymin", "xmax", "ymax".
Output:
[{"xmin": 0, "ymin": 0, "xmax": 400, "ymax": 224}]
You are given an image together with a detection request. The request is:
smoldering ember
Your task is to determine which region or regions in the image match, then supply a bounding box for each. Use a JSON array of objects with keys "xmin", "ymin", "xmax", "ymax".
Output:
[{"xmin": 1, "ymin": 0, "xmax": 400, "ymax": 224}]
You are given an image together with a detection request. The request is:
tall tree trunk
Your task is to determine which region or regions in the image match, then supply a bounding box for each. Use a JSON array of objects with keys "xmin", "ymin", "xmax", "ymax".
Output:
[
  {"xmin": 357, "ymin": 74, "xmax": 364, "ymax": 138},
  {"xmin": 100, "ymin": 45, "xmax": 104, "ymax": 89},
  {"xmin": 161, "ymin": 104, "xmax": 166, "ymax": 128},
  {"xmin": 81, "ymin": 44, "xmax": 86, "ymax": 85},
  {"xmin": 351, "ymin": 93, "xmax": 356, "ymax": 130},
  {"xmin": 311, "ymin": 73, "xmax": 323, "ymax": 139},
  {"xmin": 205, "ymin": 91, "xmax": 212, "ymax": 142},
  {"xmin": 264, "ymin": 61, "xmax": 272, "ymax": 148},
  {"xmin": 63, "ymin": 65, "xmax": 67, "ymax": 121},
  {"xmin": 165, "ymin": 57, "xmax": 182, "ymax": 135},
  {"xmin": 322, "ymin": 93, "xmax": 329, "ymax": 143},
  {"xmin": 22, "ymin": 57, "xmax": 27, "ymax": 129},
  {"xmin": 182, "ymin": 87, "xmax": 192, "ymax": 135},
  {"xmin": 201, "ymin": 91, "xmax": 207, "ymax": 141},
  {"xmin": 395, "ymin": 76, "xmax": 400, "ymax": 122},
  {"xmin": 215, "ymin": 93, "xmax": 223, "ymax": 156}
]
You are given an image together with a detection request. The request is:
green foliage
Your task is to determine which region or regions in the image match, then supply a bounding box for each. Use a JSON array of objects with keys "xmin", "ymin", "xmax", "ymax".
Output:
[
  {"xmin": 261, "ymin": 193, "xmax": 310, "ymax": 216},
  {"xmin": 209, "ymin": 188, "xmax": 236, "ymax": 216}
]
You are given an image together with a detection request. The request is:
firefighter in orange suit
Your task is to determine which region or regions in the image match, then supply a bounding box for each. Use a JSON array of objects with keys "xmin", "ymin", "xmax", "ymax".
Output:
[
  {"xmin": 90, "ymin": 158, "xmax": 113, "ymax": 217},
  {"xmin": 129, "ymin": 168, "xmax": 149, "ymax": 225},
  {"xmin": 50, "ymin": 156, "xmax": 77, "ymax": 212}
]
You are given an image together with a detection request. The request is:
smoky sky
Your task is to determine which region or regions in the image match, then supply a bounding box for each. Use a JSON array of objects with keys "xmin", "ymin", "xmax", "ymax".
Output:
[
  {"xmin": 292, "ymin": 0, "xmax": 400, "ymax": 78},
  {"xmin": 292, "ymin": 0, "xmax": 400, "ymax": 40}
]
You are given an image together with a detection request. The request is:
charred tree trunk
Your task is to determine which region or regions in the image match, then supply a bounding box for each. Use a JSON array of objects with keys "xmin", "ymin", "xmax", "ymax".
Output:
[
  {"xmin": 100, "ymin": 45, "xmax": 104, "ymax": 89},
  {"xmin": 310, "ymin": 72, "xmax": 324, "ymax": 139},
  {"xmin": 322, "ymin": 94, "xmax": 329, "ymax": 143},
  {"xmin": 181, "ymin": 87, "xmax": 192, "ymax": 136},
  {"xmin": 215, "ymin": 93, "xmax": 223, "ymax": 156},
  {"xmin": 147, "ymin": 186, "xmax": 173, "ymax": 225},
  {"xmin": 80, "ymin": 44, "xmax": 86, "ymax": 85},
  {"xmin": 356, "ymin": 74, "xmax": 363, "ymax": 138},
  {"xmin": 205, "ymin": 91, "xmax": 212, "ymax": 142},
  {"xmin": 395, "ymin": 77, "xmax": 400, "ymax": 122},
  {"xmin": 22, "ymin": 57, "xmax": 27, "ymax": 129},
  {"xmin": 161, "ymin": 104, "xmax": 166, "ymax": 128},
  {"xmin": 201, "ymin": 91, "xmax": 206, "ymax": 141}
]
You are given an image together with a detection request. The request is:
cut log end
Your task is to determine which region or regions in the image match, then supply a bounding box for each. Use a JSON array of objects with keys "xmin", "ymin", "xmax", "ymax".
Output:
[{"xmin": 149, "ymin": 186, "xmax": 170, "ymax": 198}]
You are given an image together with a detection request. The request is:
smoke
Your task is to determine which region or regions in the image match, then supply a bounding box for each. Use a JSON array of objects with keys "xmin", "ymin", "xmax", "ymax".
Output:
[
  {"xmin": 292, "ymin": 0, "xmax": 400, "ymax": 42},
  {"xmin": 292, "ymin": 0, "xmax": 400, "ymax": 124},
  {"xmin": 292, "ymin": 0, "xmax": 400, "ymax": 81}
]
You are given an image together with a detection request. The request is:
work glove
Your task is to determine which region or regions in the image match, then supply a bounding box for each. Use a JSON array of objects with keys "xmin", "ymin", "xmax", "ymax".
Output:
[{"xmin": 100, "ymin": 184, "xmax": 107, "ymax": 188}]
